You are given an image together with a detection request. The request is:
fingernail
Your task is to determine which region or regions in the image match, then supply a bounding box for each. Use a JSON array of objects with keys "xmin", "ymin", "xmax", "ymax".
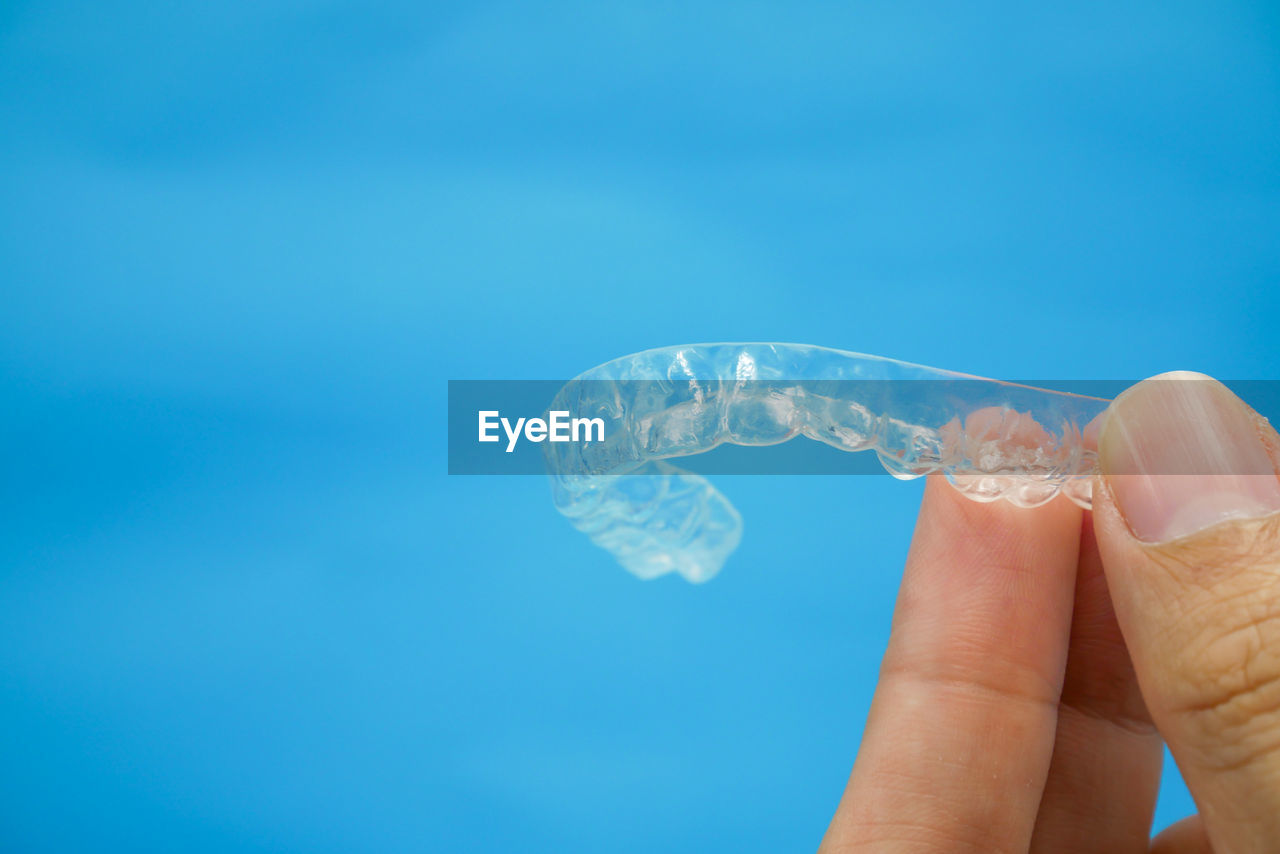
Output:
[{"xmin": 1100, "ymin": 372, "xmax": 1280, "ymax": 543}]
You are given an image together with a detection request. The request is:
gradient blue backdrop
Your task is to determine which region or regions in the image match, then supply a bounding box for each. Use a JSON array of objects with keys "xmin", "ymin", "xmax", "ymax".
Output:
[{"xmin": 3, "ymin": 2, "xmax": 1278, "ymax": 851}]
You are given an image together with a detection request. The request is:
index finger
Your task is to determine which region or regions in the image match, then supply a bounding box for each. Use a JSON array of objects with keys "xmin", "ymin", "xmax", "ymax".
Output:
[{"xmin": 820, "ymin": 477, "xmax": 1082, "ymax": 852}]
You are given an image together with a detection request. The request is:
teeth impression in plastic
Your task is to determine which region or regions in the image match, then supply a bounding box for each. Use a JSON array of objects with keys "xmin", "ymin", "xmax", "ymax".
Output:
[{"xmin": 544, "ymin": 343, "xmax": 1109, "ymax": 583}]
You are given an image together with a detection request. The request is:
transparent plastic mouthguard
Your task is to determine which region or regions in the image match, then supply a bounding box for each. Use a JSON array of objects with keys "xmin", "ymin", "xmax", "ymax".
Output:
[{"xmin": 544, "ymin": 343, "xmax": 1109, "ymax": 583}]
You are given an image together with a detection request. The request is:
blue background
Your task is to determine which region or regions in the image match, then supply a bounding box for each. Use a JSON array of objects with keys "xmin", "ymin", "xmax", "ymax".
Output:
[{"xmin": 3, "ymin": 1, "xmax": 1278, "ymax": 851}]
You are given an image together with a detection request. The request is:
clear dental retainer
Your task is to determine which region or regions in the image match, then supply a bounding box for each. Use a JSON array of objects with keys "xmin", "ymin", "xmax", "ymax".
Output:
[{"xmin": 544, "ymin": 343, "xmax": 1110, "ymax": 583}]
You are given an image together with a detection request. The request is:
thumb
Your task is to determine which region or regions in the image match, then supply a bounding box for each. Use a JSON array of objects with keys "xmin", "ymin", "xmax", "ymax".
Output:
[{"xmin": 1092, "ymin": 372, "xmax": 1280, "ymax": 853}]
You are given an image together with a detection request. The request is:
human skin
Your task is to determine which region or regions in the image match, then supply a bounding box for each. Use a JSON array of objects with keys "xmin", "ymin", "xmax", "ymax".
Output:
[{"xmin": 819, "ymin": 373, "xmax": 1280, "ymax": 853}]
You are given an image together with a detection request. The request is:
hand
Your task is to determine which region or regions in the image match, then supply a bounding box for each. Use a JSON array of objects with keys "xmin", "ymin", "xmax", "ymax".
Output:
[{"xmin": 819, "ymin": 373, "xmax": 1280, "ymax": 853}]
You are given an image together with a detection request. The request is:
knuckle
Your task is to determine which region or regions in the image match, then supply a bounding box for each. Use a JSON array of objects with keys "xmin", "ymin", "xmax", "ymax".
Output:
[{"xmin": 1166, "ymin": 585, "xmax": 1280, "ymax": 769}]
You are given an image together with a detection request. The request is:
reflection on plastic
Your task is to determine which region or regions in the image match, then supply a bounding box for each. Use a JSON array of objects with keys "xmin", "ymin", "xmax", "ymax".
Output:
[{"xmin": 545, "ymin": 343, "xmax": 1110, "ymax": 582}]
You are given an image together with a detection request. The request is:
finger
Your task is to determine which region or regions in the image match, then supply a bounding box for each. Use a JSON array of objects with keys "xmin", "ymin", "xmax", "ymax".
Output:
[
  {"xmin": 1028, "ymin": 515, "xmax": 1164, "ymax": 854},
  {"xmin": 820, "ymin": 477, "xmax": 1082, "ymax": 853},
  {"xmin": 1092, "ymin": 373, "xmax": 1280, "ymax": 851},
  {"xmin": 1149, "ymin": 815, "xmax": 1212, "ymax": 854}
]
